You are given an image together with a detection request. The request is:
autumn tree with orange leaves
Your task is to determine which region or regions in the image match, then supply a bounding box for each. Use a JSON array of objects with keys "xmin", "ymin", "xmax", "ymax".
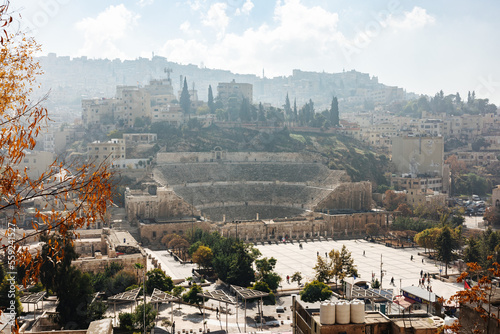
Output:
[
  {"xmin": 445, "ymin": 259, "xmax": 500, "ymax": 334},
  {"xmin": 0, "ymin": 0, "xmax": 113, "ymax": 329}
]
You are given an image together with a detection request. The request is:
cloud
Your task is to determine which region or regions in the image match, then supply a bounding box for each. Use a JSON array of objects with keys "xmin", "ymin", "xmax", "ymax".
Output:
[
  {"xmin": 137, "ymin": 0, "xmax": 154, "ymax": 7},
  {"xmin": 340, "ymin": 6, "xmax": 436, "ymax": 62},
  {"xmin": 75, "ymin": 5, "xmax": 140, "ymax": 59},
  {"xmin": 235, "ymin": 0, "xmax": 254, "ymax": 16},
  {"xmin": 180, "ymin": 21, "xmax": 191, "ymax": 33},
  {"xmin": 384, "ymin": 7, "xmax": 435, "ymax": 30},
  {"xmin": 188, "ymin": 0, "xmax": 206, "ymax": 11},
  {"xmin": 180, "ymin": 20, "xmax": 201, "ymax": 36},
  {"xmin": 161, "ymin": 0, "xmax": 345, "ymax": 76},
  {"xmin": 160, "ymin": 1, "xmax": 436, "ymax": 77},
  {"xmin": 202, "ymin": 2, "xmax": 229, "ymax": 38},
  {"xmin": 160, "ymin": 38, "xmax": 209, "ymax": 65}
]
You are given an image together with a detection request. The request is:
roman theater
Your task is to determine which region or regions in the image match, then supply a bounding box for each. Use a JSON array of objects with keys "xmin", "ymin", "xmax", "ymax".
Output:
[{"xmin": 125, "ymin": 148, "xmax": 386, "ymax": 245}]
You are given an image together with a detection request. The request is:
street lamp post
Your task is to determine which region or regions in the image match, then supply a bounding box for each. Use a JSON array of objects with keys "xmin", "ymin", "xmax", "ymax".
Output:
[{"xmin": 380, "ymin": 254, "xmax": 384, "ymax": 290}]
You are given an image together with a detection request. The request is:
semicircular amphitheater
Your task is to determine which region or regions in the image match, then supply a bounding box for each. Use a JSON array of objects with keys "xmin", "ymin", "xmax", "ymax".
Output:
[{"xmin": 140, "ymin": 151, "xmax": 372, "ymax": 222}]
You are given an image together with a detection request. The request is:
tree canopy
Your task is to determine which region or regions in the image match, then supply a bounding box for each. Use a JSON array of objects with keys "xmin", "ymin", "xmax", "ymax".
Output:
[
  {"xmin": 300, "ymin": 280, "xmax": 332, "ymax": 303},
  {"xmin": 146, "ymin": 268, "xmax": 174, "ymax": 294}
]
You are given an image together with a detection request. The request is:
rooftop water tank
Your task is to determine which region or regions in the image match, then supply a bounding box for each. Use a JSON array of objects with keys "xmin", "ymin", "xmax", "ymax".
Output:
[
  {"xmin": 336, "ymin": 301, "xmax": 350, "ymax": 324},
  {"xmin": 320, "ymin": 302, "xmax": 335, "ymax": 325},
  {"xmin": 350, "ymin": 299, "xmax": 365, "ymax": 324}
]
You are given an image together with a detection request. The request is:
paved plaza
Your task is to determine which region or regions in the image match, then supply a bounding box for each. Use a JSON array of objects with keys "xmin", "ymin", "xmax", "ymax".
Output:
[
  {"xmin": 254, "ymin": 239, "xmax": 463, "ymax": 298},
  {"xmin": 141, "ymin": 239, "xmax": 465, "ymax": 333}
]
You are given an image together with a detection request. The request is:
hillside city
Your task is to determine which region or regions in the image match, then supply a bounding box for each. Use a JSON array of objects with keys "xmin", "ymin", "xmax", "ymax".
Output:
[{"xmin": 2, "ymin": 43, "xmax": 500, "ymax": 334}]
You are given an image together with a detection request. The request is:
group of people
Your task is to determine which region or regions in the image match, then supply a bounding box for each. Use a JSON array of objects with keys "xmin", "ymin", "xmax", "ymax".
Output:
[{"xmin": 419, "ymin": 270, "xmax": 433, "ymax": 291}]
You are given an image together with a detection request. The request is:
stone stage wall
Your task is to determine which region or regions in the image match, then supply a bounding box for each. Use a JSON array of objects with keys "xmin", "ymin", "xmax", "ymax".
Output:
[{"xmin": 139, "ymin": 211, "xmax": 388, "ymax": 246}]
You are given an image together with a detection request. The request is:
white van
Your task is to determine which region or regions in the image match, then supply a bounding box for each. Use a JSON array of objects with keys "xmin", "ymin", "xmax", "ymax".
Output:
[{"xmin": 472, "ymin": 194, "xmax": 480, "ymax": 201}]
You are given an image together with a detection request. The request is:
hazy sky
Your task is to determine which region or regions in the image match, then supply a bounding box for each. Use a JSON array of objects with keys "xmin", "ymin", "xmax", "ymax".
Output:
[{"xmin": 13, "ymin": 0, "xmax": 500, "ymax": 104}]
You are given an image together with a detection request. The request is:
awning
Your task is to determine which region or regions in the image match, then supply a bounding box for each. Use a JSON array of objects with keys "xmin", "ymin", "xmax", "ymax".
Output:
[{"xmin": 393, "ymin": 295, "xmax": 415, "ymax": 309}]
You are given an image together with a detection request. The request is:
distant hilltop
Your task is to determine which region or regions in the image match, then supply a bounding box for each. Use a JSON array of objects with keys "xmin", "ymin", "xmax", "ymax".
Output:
[{"xmin": 36, "ymin": 53, "xmax": 416, "ymax": 111}]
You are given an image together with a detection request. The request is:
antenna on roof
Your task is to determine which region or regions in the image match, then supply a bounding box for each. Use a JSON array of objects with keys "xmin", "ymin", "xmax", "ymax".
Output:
[{"xmin": 164, "ymin": 67, "xmax": 172, "ymax": 81}]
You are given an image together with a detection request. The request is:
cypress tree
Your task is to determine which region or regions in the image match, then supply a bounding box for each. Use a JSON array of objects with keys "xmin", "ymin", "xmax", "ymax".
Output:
[
  {"xmin": 330, "ymin": 96, "xmax": 339, "ymax": 126},
  {"xmin": 208, "ymin": 85, "xmax": 215, "ymax": 113},
  {"xmin": 180, "ymin": 77, "xmax": 191, "ymax": 115},
  {"xmin": 284, "ymin": 93, "xmax": 291, "ymax": 117}
]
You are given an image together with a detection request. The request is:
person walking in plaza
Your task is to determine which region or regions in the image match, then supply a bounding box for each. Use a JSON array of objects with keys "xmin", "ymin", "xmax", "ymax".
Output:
[
  {"xmin": 172, "ymin": 321, "xmax": 175, "ymax": 334},
  {"xmin": 216, "ymin": 307, "xmax": 219, "ymax": 319},
  {"xmin": 420, "ymin": 270, "xmax": 423, "ymax": 277}
]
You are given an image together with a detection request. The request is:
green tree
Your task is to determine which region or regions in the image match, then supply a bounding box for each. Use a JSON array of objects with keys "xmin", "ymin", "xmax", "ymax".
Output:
[
  {"xmin": 134, "ymin": 116, "xmax": 146, "ymax": 128},
  {"xmin": 299, "ymin": 280, "xmax": 332, "ymax": 303},
  {"xmin": 212, "ymin": 240, "xmax": 255, "ymax": 286},
  {"xmin": 284, "ymin": 93, "xmax": 292, "ymax": 118},
  {"xmin": 313, "ymin": 255, "xmax": 332, "ymax": 283},
  {"xmin": 208, "ymin": 85, "xmax": 215, "ymax": 114},
  {"xmin": 330, "ymin": 96, "xmax": 339, "ymax": 126},
  {"xmin": 463, "ymin": 237, "xmax": 481, "ymax": 264},
  {"xmin": 291, "ymin": 272, "xmax": 303, "ymax": 286},
  {"xmin": 227, "ymin": 96, "xmax": 239, "ymax": 121},
  {"xmin": 252, "ymin": 281, "xmax": 276, "ymax": 304},
  {"xmin": 146, "ymin": 269, "xmax": 174, "ymax": 294},
  {"xmin": 471, "ymin": 137, "xmax": 490, "ymax": 152},
  {"xmin": 109, "ymin": 270, "xmax": 137, "ymax": 296},
  {"xmin": 172, "ymin": 285, "xmax": 185, "ymax": 299},
  {"xmin": 188, "ymin": 241, "xmax": 204, "ymax": 256},
  {"xmin": 258, "ymin": 102, "xmax": 266, "ymax": 122},
  {"xmin": 254, "ymin": 256, "xmax": 281, "ymax": 291},
  {"xmin": 253, "ymin": 281, "xmax": 270, "ymax": 293},
  {"xmin": 436, "ymin": 226, "xmax": 460, "ymax": 276},
  {"xmin": 415, "ymin": 227, "xmax": 441, "ymax": 254},
  {"xmin": 182, "ymin": 283, "xmax": 204, "ymax": 313},
  {"xmin": 454, "ymin": 173, "xmax": 489, "ymax": 196},
  {"xmin": 86, "ymin": 300, "xmax": 107, "ymax": 323},
  {"xmin": 38, "ymin": 233, "xmax": 78, "ymax": 294},
  {"xmin": 255, "ymin": 257, "xmax": 277, "ymax": 279},
  {"xmin": 293, "ymin": 98, "xmax": 298, "ymax": 121},
  {"xmin": 55, "ymin": 266, "xmax": 95, "ymax": 328},
  {"xmin": 119, "ymin": 312, "xmax": 134, "ymax": 331},
  {"xmin": 133, "ymin": 302, "xmax": 158, "ymax": 332},
  {"xmin": 239, "ymin": 97, "xmax": 251, "ymax": 122},
  {"xmin": 329, "ymin": 245, "xmax": 358, "ymax": 283},
  {"xmin": 180, "ymin": 77, "xmax": 191, "ymax": 116},
  {"xmin": 478, "ymin": 228, "xmax": 500, "ymax": 269}
]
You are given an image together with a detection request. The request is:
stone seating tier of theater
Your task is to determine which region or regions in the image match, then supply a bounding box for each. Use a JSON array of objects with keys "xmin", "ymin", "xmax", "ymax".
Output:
[{"xmin": 125, "ymin": 150, "xmax": 373, "ymax": 223}]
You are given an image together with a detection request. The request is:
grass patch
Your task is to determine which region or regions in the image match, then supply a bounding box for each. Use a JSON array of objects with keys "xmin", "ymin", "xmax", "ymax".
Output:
[{"xmin": 290, "ymin": 133, "xmax": 306, "ymax": 144}]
